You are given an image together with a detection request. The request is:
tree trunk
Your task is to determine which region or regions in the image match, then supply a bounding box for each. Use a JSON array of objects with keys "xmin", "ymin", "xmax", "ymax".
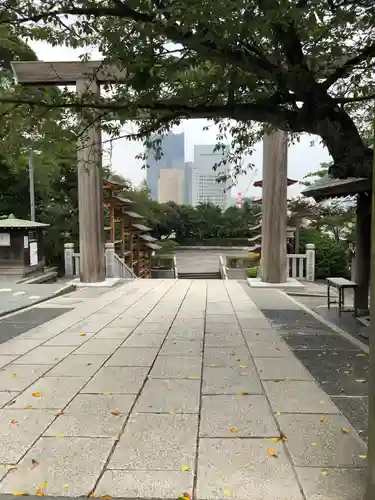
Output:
[{"xmin": 365, "ymin": 121, "xmax": 375, "ymax": 500}]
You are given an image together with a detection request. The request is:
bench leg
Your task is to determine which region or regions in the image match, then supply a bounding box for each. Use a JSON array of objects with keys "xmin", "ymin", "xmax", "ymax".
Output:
[
  {"xmin": 339, "ymin": 288, "xmax": 342, "ymax": 316},
  {"xmin": 327, "ymin": 284, "xmax": 330, "ymax": 310}
]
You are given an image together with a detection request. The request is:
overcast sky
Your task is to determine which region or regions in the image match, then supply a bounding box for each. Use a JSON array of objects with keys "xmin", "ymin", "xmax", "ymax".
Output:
[{"xmin": 30, "ymin": 41, "xmax": 332, "ymax": 199}]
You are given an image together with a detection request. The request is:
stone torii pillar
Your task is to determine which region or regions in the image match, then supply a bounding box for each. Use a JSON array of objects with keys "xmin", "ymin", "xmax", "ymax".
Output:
[
  {"xmin": 11, "ymin": 61, "xmax": 125, "ymax": 283},
  {"xmin": 260, "ymin": 130, "xmax": 288, "ymax": 283}
]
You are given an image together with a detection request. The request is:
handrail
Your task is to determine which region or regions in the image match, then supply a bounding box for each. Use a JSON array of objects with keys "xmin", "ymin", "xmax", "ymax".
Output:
[
  {"xmin": 219, "ymin": 255, "xmax": 228, "ymax": 280},
  {"xmin": 173, "ymin": 255, "xmax": 178, "ymax": 279},
  {"xmin": 113, "ymin": 253, "xmax": 137, "ymax": 279}
]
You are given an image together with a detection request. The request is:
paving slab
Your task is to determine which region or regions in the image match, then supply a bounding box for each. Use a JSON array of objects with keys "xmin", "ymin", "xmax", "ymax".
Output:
[
  {"xmin": 167, "ymin": 327, "xmax": 204, "ymax": 340},
  {"xmin": 149, "ymin": 356, "xmax": 202, "ymax": 378},
  {"xmin": 93, "ymin": 327, "xmax": 134, "ymax": 339},
  {"xmin": 82, "ymin": 366, "xmax": 148, "ymax": 394},
  {"xmin": 45, "ymin": 394, "xmax": 135, "ymax": 438},
  {"xmin": 0, "ymin": 339, "xmax": 43, "ymax": 356},
  {"xmin": 281, "ymin": 332, "xmax": 360, "ymax": 351},
  {"xmin": 197, "ymin": 438, "xmax": 303, "ymax": 500},
  {"xmin": 132, "ymin": 323, "xmax": 171, "ymax": 335},
  {"xmin": 242, "ymin": 328, "xmax": 282, "ymax": 342},
  {"xmin": 43, "ymin": 333, "xmax": 96, "ymax": 346},
  {"xmin": 206, "ymin": 314, "xmax": 238, "ymax": 324},
  {"xmin": 246, "ymin": 341, "xmax": 292, "ymax": 357},
  {"xmin": 254, "ymin": 357, "xmax": 313, "ymax": 381},
  {"xmin": 0, "ymin": 391, "xmax": 19, "ymax": 407},
  {"xmin": 11, "ymin": 377, "xmax": 88, "ymax": 409},
  {"xmin": 74, "ymin": 338, "xmax": 124, "ymax": 355},
  {"xmin": 108, "ymin": 413, "xmax": 198, "ymax": 470},
  {"xmin": 264, "ymin": 381, "xmax": 341, "ymax": 414},
  {"xmin": 45, "ymin": 354, "xmax": 109, "ymax": 378},
  {"xmin": 135, "ymin": 379, "xmax": 200, "ymax": 413},
  {"xmin": 203, "ymin": 347, "xmax": 253, "ymax": 367},
  {"xmin": 105, "ymin": 347, "xmax": 159, "ymax": 367},
  {"xmin": 12, "ymin": 346, "xmax": 76, "ymax": 365},
  {"xmin": 205, "ymin": 324, "xmax": 241, "ymax": 335},
  {"xmin": 96, "ymin": 470, "xmax": 194, "ymax": 499},
  {"xmin": 0, "ymin": 436, "xmax": 114, "ymax": 496},
  {"xmin": 121, "ymin": 334, "xmax": 166, "ymax": 348},
  {"xmin": 0, "ymin": 364, "xmax": 53, "ymax": 392},
  {"xmin": 204, "ymin": 334, "xmax": 246, "ymax": 348},
  {"xmin": 277, "ymin": 414, "xmax": 367, "ymax": 467},
  {"xmin": 0, "ymin": 409, "xmax": 57, "ymax": 463},
  {"xmin": 200, "ymin": 395, "xmax": 277, "ymax": 438},
  {"xmin": 159, "ymin": 339, "xmax": 203, "ymax": 356},
  {"xmin": 0, "ymin": 355, "xmax": 18, "ymax": 369},
  {"xmin": 295, "ymin": 466, "xmax": 366, "ymax": 500},
  {"xmin": 202, "ymin": 366, "xmax": 262, "ymax": 395}
]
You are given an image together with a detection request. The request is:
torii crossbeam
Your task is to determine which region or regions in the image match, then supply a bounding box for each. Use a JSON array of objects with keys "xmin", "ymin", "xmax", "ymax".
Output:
[{"xmin": 11, "ymin": 60, "xmax": 128, "ymax": 283}]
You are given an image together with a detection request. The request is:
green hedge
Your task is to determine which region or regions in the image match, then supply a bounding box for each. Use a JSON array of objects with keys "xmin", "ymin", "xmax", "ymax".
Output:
[{"xmin": 300, "ymin": 229, "xmax": 349, "ymax": 279}]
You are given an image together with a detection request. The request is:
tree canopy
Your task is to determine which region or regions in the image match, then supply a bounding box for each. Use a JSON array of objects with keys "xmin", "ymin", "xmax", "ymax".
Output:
[{"xmin": 1, "ymin": 0, "xmax": 374, "ymax": 179}]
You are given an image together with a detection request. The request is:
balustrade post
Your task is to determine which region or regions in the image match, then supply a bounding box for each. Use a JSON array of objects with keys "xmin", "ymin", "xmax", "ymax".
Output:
[
  {"xmin": 64, "ymin": 242, "xmax": 75, "ymax": 277},
  {"xmin": 105, "ymin": 242, "xmax": 115, "ymax": 278},
  {"xmin": 306, "ymin": 243, "xmax": 315, "ymax": 282}
]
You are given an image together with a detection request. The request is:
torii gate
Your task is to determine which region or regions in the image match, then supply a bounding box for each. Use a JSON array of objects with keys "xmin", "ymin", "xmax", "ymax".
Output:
[
  {"xmin": 11, "ymin": 60, "xmax": 289, "ymax": 285},
  {"xmin": 11, "ymin": 60, "xmax": 129, "ymax": 283}
]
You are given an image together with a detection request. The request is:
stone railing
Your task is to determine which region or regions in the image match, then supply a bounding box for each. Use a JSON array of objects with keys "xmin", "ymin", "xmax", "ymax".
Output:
[
  {"xmin": 219, "ymin": 255, "xmax": 228, "ymax": 280},
  {"xmin": 64, "ymin": 242, "xmax": 137, "ymax": 279},
  {"xmin": 173, "ymin": 255, "xmax": 178, "ymax": 279},
  {"xmin": 287, "ymin": 244, "xmax": 315, "ymax": 281}
]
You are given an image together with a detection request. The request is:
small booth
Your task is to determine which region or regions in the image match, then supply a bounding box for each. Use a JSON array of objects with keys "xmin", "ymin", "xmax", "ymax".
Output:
[{"xmin": 0, "ymin": 214, "xmax": 49, "ymax": 280}]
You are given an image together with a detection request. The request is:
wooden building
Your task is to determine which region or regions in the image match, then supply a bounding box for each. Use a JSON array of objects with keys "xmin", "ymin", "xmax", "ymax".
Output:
[
  {"xmin": 0, "ymin": 214, "xmax": 49, "ymax": 280},
  {"xmin": 103, "ymin": 180, "xmax": 160, "ymax": 278},
  {"xmin": 302, "ymin": 176, "xmax": 371, "ymax": 314}
]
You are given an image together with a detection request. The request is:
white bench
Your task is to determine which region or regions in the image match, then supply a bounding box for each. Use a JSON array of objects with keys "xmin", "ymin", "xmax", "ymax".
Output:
[{"xmin": 326, "ymin": 277, "xmax": 358, "ymax": 317}]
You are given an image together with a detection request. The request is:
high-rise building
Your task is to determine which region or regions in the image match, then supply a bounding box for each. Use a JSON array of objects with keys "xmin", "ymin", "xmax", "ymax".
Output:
[
  {"xmin": 157, "ymin": 168, "xmax": 185, "ymax": 204},
  {"xmin": 184, "ymin": 161, "xmax": 193, "ymax": 205},
  {"xmin": 191, "ymin": 145, "xmax": 231, "ymax": 210},
  {"xmin": 146, "ymin": 132, "xmax": 185, "ymax": 201}
]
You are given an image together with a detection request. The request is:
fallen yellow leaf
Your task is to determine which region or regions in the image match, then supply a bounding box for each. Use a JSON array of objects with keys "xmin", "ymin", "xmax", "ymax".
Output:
[
  {"xmin": 35, "ymin": 488, "xmax": 44, "ymax": 497},
  {"xmin": 238, "ymin": 391, "xmax": 250, "ymax": 396},
  {"xmin": 320, "ymin": 416, "xmax": 328, "ymax": 423},
  {"xmin": 110, "ymin": 409, "xmax": 122, "ymax": 416},
  {"xmin": 231, "ymin": 427, "xmax": 238, "ymax": 433},
  {"xmin": 32, "ymin": 392, "xmax": 41, "ymax": 398},
  {"xmin": 356, "ymin": 353, "xmax": 366, "ymax": 357},
  {"xmin": 179, "ymin": 493, "xmax": 191, "ymax": 500},
  {"xmin": 190, "ymin": 376, "xmax": 200, "ymax": 380},
  {"xmin": 12, "ymin": 492, "xmax": 26, "ymax": 496},
  {"xmin": 80, "ymin": 333, "xmax": 87, "ymax": 337},
  {"xmin": 7, "ymin": 465, "xmax": 18, "ymax": 471},
  {"xmin": 276, "ymin": 412, "xmax": 281, "ymax": 417},
  {"xmin": 54, "ymin": 434, "xmax": 65, "ymax": 438},
  {"xmin": 24, "ymin": 404, "xmax": 33, "ymax": 409},
  {"xmin": 271, "ymin": 433, "xmax": 287, "ymax": 443},
  {"xmin": 182, "ymin": 465, "xmax": 189, "ymax": 471},
  {"xmin": 239, "ymin": 365, "xmax": 248, "ymax": 369},
  {"xmin": 40, "ymin": 482, "xmax": 47, "ymax": 489},
  {"xmin": 355, "ymin": 379, "xmax": 367, "ymax": 383},
  {"xmin": 341, "ymin": 427, "xmax": 350, "ymax": 434},
  {"xmin": 247, "ymin": 465, "xmax": 256, "ymax": 470},
  {"xmin": 10, "ymin": 373, "xmax": 17, "ymax": 378},
  {"xmin": 321, "ymin": 471, "xmax": 329, "ymax": 476},
  {"xmin": 100, "ymin": 496, "xmax": 113, "ymax": 499},
  {"xmin": 311, "ymin": 442, "xmax": 319, "ymax": 446},
  {"xmin": 63, "ymin": 484, "xmax": 69, "ymax": 488},
  {"xmin": 359, "ymin": 455, "xmax": 367, "ymax": 459},
  {"xmin": 223, "ymin": 490, "xmax": 232, "ymax": 496},
  {"xmin": 103, "ymin": 392, "xmax": 113, "ymax": 395},
  {"xmin": 209, "ymin": 364, "xmax": 217, "ymax": 367},
  {"xmin": 267, "ymin": 448, "xmax": 277, "ymax": 457}
]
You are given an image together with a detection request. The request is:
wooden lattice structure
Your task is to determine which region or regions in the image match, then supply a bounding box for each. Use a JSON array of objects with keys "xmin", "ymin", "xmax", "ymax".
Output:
[{"xmin": 103, "ymin": 179, "xmax": 160, "ymax": 278}]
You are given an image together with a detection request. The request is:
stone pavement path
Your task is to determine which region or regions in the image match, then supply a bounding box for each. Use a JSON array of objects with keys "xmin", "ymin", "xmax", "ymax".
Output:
[{"xmin": 0, "ymin": 279, "xmax": 367, "ymax": 499}]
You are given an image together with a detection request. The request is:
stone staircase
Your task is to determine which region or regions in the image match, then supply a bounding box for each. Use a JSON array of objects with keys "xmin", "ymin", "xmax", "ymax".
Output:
[{"xmin": 178, "ymin": 271, "xmax": 221, "ymax": 279}]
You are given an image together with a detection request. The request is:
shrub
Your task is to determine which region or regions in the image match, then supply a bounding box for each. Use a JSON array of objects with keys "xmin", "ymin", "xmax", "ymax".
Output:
[
  {"xmin": 300, "ymin": 229, "xmax": 349, "ymax": 279},
  {"xmin": 247, "ymin": 252, "xmax": 260, "ymax": 265},
  {"xmin": 151, "ymin": 254, "xmax": 175, "ymax": 270},
  {"xmin": 247, "ymin": 267, "xmax": 258, "ymax": 278},
  {"xmin": 158, "ymin": 239, "xmax": 180, "ymax": 251}
]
